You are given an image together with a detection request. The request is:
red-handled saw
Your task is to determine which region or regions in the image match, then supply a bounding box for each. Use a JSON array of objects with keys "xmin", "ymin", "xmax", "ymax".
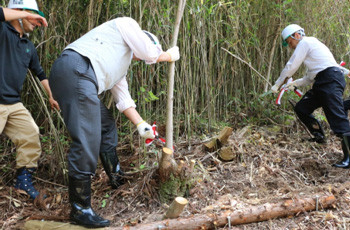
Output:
[
  {"xmin": 145, "ymin": 122, "xmax": 166, "ymax": 147},
  {"xmin": 275, "ymin": 77, "xmax": 303, "ymax": 105}
]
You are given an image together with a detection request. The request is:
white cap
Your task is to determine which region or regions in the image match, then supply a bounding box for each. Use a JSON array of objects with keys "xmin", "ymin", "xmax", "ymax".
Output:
[
  {"xmin": 281, "ymin": 24, "xmax": 304, "ymax": 46},
  {"xmin": 8, "ymin": 0, "xmax": 44, "ymax": 17}
]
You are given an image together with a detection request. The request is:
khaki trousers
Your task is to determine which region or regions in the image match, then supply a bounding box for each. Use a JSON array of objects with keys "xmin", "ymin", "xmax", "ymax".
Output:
[{"xmin": 0, "ymin": 103, "xmax": 41, "ymax": 168}]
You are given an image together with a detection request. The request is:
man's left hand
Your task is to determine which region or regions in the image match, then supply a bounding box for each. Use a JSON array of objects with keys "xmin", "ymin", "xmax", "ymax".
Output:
[
  {"xmin": 49, "ymin": 98, "xmax": 60, "ymax": 111},
  {"xmin": 285, "ymin": 81, "xmax": 297, "ymax": 91}
]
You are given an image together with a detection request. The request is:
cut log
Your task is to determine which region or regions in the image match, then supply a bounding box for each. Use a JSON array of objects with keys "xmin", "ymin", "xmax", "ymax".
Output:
[
  {"xmin": 117, "ymin": 194, "xmax": 335, "ymax": 230},
  {"xmin": 217, "ymin": 127, "xmax": 233, "ymax": 145},
  {"xmin": 24, "ymin": 220, "xmax": 103, "ymax": 230},
  {"xmin": 218, "ymin": 146, "xmax": 235, "ymax": 161},
  {"xmin": 204, "ymin": 127, "xmax": 233, "ymax": 151},
  {"xmin": 164, "ymin": 197, "xmax": 189, "ymax": 219}
]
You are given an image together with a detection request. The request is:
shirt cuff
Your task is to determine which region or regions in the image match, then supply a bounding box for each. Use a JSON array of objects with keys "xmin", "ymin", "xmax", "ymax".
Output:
[
  {"xmin": 116, "ymin": 99, "xmax": 136, "ymax": 112},
  {"xmin": 0, "ymin": 8, "xmax": 5, "ymax": 22}
]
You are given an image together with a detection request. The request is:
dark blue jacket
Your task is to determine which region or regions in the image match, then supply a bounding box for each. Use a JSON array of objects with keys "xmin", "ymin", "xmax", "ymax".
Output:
[{"xmin": 0, "ymin": 7, "xmax": 46, "ymax": 104}]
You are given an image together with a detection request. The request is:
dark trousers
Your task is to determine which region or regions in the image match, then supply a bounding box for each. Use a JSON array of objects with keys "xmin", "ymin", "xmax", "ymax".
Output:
[
  {"xmin": 294, "ymin": 67, "xmax": 350, "ymax": 135},
  {"xmin": 344, "ymin": 98, "xmax": 350, "ymax": 112},
  {"xmin": 49, "ymin": 50, "xmax": 118, "ymax": 180}
]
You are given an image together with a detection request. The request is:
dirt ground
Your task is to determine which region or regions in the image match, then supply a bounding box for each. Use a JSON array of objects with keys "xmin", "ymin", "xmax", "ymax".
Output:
[{"xmin": 1, "ymin": 121, "xmax": 350, "ymax": 229}]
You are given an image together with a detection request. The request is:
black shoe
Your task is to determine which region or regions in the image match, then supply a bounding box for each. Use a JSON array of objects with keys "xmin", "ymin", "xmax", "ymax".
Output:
[
  {"xmin": 100, "ymin": 151, "xmax": 126, "ymax": 189},
  {"xmin": 14, "ymin": 168, "xmax": 40, "ymax": 200},
  {"xmin": 309, "ymin": 132, "xmax": 326, "ymax": 144},
  {"xmin": 69, "ymin": 176, "xmax": 110, "ymax": 228},
  {"xmin": 333, "ymin": 134, "xmax": 350, "ymax": 168}
]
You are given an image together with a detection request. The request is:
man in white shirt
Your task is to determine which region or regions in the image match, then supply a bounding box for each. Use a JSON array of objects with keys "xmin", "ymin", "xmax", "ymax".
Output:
[
  {"xmin": 49, "ymin": 17, "xmax": 180, "ymax": 228},
  {"xmin": 271, "ymin": 24, "xmax": 350, "ymax": 169}
]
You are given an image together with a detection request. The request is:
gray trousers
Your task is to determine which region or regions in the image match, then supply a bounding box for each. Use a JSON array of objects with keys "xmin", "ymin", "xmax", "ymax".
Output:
[{"xmin": 49, "ymin": 49, "xmax": 118, "ymax": 180}]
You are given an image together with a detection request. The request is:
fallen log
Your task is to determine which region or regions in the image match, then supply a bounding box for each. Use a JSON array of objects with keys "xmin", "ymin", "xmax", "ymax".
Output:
[
  {"xmin": 24, "ymin": 220, "xmax": 100, "ymax": 230},
  {"xmin": 117, "ymin": 194, "xmax": 335, "ymax": 230}
]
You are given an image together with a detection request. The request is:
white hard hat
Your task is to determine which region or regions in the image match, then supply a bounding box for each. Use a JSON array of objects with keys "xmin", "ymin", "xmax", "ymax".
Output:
[
  {"xmin": 281, "ymin": 24, "xmax": 305, "ymax": 46},
  {"xmin": 8, "ymin": 0, "xmax": 44, "ymax": 17}
]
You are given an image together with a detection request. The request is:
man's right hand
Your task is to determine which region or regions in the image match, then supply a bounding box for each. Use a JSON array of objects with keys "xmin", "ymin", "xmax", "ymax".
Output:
[
  {"xmin": 25, "ymin": 12, "xmax": 48, "ymax": 27},
  {"xmin": 137, "ymin": 120, "xmax": 155, "ymax": 139},
  {"xmin": 166, "ymin": 46, "xmax": 180, "ymax": 62}
]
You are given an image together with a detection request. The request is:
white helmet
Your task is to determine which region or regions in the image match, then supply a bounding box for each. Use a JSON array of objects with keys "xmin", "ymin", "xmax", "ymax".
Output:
[
  {"xmin": 281, "ymin": 24, "xmax": 305, "ymax": 46},
  {"xmin": 8, "ymin": 0, "xmax": 44, "ymax": 17}
]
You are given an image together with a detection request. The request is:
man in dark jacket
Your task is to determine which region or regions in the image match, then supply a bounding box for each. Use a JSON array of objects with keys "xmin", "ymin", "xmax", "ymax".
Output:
[{"xmin": 0, "ymin": 0, "xmax": 60, "ymax": 200}]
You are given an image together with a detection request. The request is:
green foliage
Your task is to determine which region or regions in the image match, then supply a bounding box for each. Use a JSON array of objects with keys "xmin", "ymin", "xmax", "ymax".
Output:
[{"xmin": 159, "ymin": 173, "xmax": 193, "ymax": 204}]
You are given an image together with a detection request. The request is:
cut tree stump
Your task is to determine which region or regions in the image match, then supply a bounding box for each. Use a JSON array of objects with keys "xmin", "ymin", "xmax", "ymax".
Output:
[
  {"xmin": 117, "ymin": 194, "xmax": 335, "ymax": 230},
  {"xmin": 204, "ymin": 127, "xmax": 233, "ymax": 151},
  {"xmin": 158, "ymin": 147, "xmax": 195, "ymax": 203}
]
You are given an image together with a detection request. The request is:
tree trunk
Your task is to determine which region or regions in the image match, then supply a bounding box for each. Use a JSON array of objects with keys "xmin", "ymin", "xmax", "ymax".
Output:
[
  {"xmin": 165, "ymin": 0, "xmax": 187, "ymax": 149},
  {"xmin": 117, "ymin": 194, "xmax": 335, "ymax": 230}
]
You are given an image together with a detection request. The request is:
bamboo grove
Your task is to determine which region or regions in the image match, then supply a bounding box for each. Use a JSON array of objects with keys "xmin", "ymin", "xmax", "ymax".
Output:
[{"xmin": 1, "ymin": 0, "xmax": 350, "ymax": 179}]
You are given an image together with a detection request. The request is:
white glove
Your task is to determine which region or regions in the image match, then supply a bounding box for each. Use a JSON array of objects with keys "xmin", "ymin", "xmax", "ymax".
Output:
[
  {"xmin": 285, "ymin": 81, "xmax": 297, "ymax": 91},
  {"xmin": 340, "ymin": 66, "xmax": 350, "ymax": 77},
  {"xmin": 166, "ymin": 46, "xmax": 180, "ymax": 62},
  {"xmin": 137, "ymin": 120, "xmax": 155, "ymax": 139},
  {"xmin": 270, "ymin": 84, "xmax": 280, "ymax": 93}
]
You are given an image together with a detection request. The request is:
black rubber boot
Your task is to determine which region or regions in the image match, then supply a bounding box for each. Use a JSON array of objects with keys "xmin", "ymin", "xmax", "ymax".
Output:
[
  {"xmin": 69, "ymin": 176, "xmax": 110, "ymax": 228},
  {"xmin": 100, "ymin": 151, "xmax": 125, "ymax": 189},
  {"xmin": 14, "ymin": 168, "xmax": 40, "ymax": 200},
  {"xmin": 310, "ymin": 131, "xmax": 326, "ymax": 143},
  {"xmin": 333, "ymin": 134, "xmax": 350, "ymax": 168},
  {"xmin": 307, "ymin": 120, "xmax": 326, "ymax": 143}
]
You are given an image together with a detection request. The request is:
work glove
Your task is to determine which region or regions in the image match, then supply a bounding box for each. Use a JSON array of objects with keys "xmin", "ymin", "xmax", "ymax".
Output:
[
  {"xmin": 166, "ymin": 46, "xmax": 180, "ymax": 62},
  {"xmin": 270, "ymin": 84, "xmax": 280, "ymax": 93},
  {"xmin": 137, "ymin": 120, "xmax": 155, "ymax": 139},
  {"xmin": 285, "ymin": 81, "xmax": 297, "ymax": 91}
]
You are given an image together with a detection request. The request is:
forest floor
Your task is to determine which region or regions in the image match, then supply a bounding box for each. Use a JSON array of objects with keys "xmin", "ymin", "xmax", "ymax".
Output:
[{"xmin": 1, "ymin": 120, "xmax": 350, "ymax": 229}]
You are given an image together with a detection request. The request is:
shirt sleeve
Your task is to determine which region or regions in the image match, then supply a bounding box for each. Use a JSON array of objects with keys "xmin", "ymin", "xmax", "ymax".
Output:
[
  {"xmin": 274, "ymin": 41, "xmax": 309, "ymax": 87},
  {"xmin": 0, "ymin": 8, "xmax": 5, "ymax": 22},
  {"xmin": 29, "ymin": 45, "xmax": 47, "ymax": 81},
  {"xmin": 115, "ymin": 17, "xmax": 163, "ymax": 64},
  {"xmin": 110, "ymin": 77, "xmax": 137, "ymax": 112},
  {"xmin": 293, "ymin": 75, "xmax": 314, "ymax": 87}
]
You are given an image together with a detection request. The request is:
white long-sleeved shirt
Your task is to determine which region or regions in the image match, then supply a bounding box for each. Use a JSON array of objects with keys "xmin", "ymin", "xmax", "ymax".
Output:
[
  {"xmin": 275, "ymin": 36, "xmax": 338, "ymax": 88},
  {"xmin": 66, "ymin": 17, "xmax": 163, "ymax": 112}
]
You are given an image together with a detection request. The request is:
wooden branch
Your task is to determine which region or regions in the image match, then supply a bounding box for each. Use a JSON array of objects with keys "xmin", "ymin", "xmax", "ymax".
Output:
[
  {"xmin": 221, "ymin": 47, "xmax": 272, "ymax": 87},
  {"xmin": 118, "ymin": 194, "xmax": 335, "ymax": 230},
  {"xmin": 164, "ymin": 197, "xmax": 189, "ymax": 219},
  {"xmin": 165, "ymin": 0, "xmax": 187, "ymax": 149}
]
